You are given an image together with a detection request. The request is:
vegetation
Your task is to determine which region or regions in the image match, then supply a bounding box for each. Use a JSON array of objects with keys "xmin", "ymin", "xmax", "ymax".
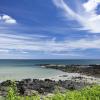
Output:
[
  {"xmin": 45, "ymin": 85, "xmax": 100, "ymax": 100},
  {"xmin": 3, "ymin": 84, "xmax": 100, "ymax": 100},
  {"xmin": 5, "ymin": 82, "xmax": 40, "ymax": 100}
]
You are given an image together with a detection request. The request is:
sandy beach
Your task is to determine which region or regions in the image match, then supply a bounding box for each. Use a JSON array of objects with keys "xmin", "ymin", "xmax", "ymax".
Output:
[
  {"xmin": 49, "ymin": 72, "xmax": 100, "ymax": 84},
  {"xmin": 0, "ymin": 65, "xmax": 100, "ymax": 85}
]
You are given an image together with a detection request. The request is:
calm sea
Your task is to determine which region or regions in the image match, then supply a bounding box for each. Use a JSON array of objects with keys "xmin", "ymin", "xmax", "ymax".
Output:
[
  {"xmin": 0, "ymin": 59, "xmax": 99, "ymax": 81},
  {"xmin": 0, "ymin": 59, "xmax": 100, "ymax": 66}
]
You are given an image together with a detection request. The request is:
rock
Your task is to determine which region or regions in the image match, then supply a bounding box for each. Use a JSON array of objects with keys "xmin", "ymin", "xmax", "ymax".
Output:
[
  {"xmin": 0, "ymin": 79, "xmax": 90, "ymax": 96},
  {"xmin": 39, "ymin": 64, "xmax": 100, "ymax": 77},
  {"xmin": 0, "ymin": 80, "xmax": 12, "ymax": 86}
]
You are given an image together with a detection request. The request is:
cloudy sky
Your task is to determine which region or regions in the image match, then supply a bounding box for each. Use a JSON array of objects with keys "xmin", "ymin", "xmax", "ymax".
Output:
[{"xmin": 0, "ymin": 0, "xmax": 100, "ymax": 59}]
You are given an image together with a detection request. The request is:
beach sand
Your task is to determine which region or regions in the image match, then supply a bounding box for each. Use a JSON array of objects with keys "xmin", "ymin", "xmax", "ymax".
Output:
[{"xmin": 0, "ymin": 66, "xmax": 99, "ymax": 84}]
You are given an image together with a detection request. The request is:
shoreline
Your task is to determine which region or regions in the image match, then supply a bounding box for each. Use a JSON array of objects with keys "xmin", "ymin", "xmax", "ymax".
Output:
[
  {"xmin": 0, "ymin": 64, "xmax": 99, "ymax": 96},
  {"xmin": 39, "ymin": 64, "xmax": 100, "ymax": 78},
  {"xmin": 0, "ymin": 67, "xmax": 99, "ymax": 84},
  {"xmin": 38, "ymin": 64, "xmax": 100, "ymax": 84},
  {"xmin": 0, "ymin": 78, "xmax": 94, "ymax": 96}
]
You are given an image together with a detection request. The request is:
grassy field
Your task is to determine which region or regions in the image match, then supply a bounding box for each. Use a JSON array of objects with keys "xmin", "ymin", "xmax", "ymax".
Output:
[{"xmin": 0, "ymin": 84, "xmax": 98, "ymax": 100}]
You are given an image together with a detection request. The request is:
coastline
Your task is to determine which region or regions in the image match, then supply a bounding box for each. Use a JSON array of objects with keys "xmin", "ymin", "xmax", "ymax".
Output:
[
  {"xmin": 40, "ymin": 64, "xmax": 100, "ymax": 84},
  {"xmin": 0, "ymin": 64, "xmax": 99, "ymax": 97},
  {"xmin": 39, "ymin": 64, "xmax": 100, "ymax": 77}
]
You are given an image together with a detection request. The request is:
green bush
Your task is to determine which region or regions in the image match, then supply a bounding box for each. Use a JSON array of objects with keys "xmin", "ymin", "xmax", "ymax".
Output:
[
  {"xmin": 45, "ymin": 85, "xmax": 100, "ymax": 100},
  {"xmin": 5, "ymin": 82, "xmax": 40, "ymax": 100},
  {"xmin": 5, "ymin": 84, "xmax": 100, "ymax": 100}
]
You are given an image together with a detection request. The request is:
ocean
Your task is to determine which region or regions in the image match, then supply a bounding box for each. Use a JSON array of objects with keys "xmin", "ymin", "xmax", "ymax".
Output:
[
  {"xmin": 0, "ymin": 59, "xmax": 100, "ymax": 81},
  {"xmin": 0, "ymin": 59, "xmax": 100, "ymax": 65}
]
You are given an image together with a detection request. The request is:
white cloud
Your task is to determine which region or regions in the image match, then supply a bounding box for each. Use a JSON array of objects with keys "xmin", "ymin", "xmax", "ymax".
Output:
[
  {"xmin": 1, "ymin": 33, "xmax": 100, "ymax": 55},
  {"xmin": 0, "ymin": 14, "xmax": 17, "ymax": 24},
  {"xmin": 53, "ymin": 0, "xmax": 100, "ymax": 33},
  {"xmin": 83, "ymin": 0, "xmax": 98, "ymax": 12},
  {"xmin": 0, "ymin": 49, "xmax": 9, "ymax": 53}
]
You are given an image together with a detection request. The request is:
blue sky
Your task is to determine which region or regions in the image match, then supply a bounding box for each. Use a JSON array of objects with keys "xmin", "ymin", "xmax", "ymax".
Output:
[{"xmin": 0, "ymin": 0, "xmax": 100, "ymax": 59}]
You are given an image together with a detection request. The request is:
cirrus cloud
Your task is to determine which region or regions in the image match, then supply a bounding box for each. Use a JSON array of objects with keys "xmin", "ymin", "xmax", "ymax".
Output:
[
  {"xmin": 53, "ymin": 0, "xmax": 100, "ymax": 33},
  {"xmin": 0, "ymin": 33, "xmax": 100, "ymax": 54}
]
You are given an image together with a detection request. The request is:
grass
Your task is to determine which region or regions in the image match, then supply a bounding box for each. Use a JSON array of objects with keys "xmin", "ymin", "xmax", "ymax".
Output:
[
  {"xmin": 2, "ymin": 84, "xmax": 100, "ymax": 100},
  {"xmin": 44, "ymin": 85, "xmax": 100, "ymax": 100}
]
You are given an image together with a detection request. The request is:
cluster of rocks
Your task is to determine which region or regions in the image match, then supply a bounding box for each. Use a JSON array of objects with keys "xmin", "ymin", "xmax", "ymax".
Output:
[
  {"xmin": 39, "ymin": 64, "xmax": 100, "ymax": 77},
  {"xmin": 0, "ymin": 79, "xmax": 90, "ymax": 96}
]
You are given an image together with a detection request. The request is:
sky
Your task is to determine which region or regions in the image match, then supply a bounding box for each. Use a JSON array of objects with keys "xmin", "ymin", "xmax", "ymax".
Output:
[{"xmin": 0, "ymin": 0, "xmax": 100, "ymax": 59}]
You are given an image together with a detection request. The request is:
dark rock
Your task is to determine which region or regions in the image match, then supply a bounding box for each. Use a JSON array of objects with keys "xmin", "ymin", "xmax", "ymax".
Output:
[
  {"xmin": 39, "ymin": 64, "xmax": 100, "ymax": 77},
  {"xmin": 0, "ymin": 80, "xmax": 12, "ymax": 86},
  {"xmin": 0, "ymin": 79, "xmax": 90, "ymax": 96}
]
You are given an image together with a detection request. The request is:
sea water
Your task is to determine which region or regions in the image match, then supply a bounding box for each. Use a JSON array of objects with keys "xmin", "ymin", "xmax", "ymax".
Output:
[{"xmin": 0, "ymin": 59, "xmax": 100, "ymax": 81}]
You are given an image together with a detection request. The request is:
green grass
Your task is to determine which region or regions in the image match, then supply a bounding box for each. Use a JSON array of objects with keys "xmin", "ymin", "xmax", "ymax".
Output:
[{"xmin": 4, "ymin": 84, "xmax": 100, "ymax": 100}]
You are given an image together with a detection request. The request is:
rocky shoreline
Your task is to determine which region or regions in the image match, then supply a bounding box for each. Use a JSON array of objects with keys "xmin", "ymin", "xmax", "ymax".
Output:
[
  {"xmin": 38, "ymin": 64, "xmax": 100, "ymax": 77},
  {"xmin": 0, "ymin": 64, "xmax": 99, "ymax": 97},
  {"xmin": 0, "ymin": 79, "xmax": 91, "ymax": 96}
]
